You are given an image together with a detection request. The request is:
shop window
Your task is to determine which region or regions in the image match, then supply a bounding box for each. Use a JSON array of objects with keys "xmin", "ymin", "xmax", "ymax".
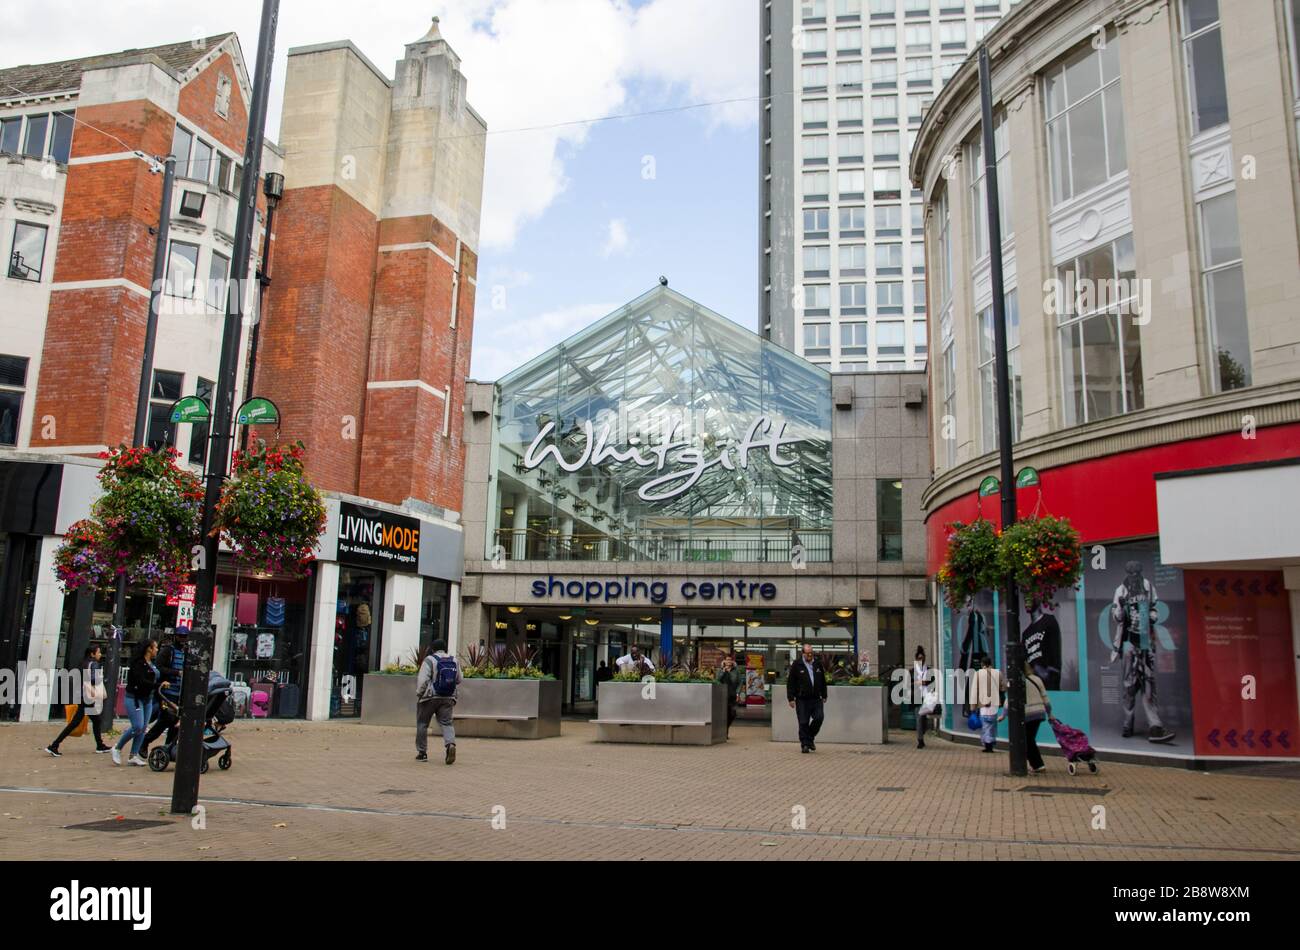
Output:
[
  {"xmin": 420, "ymin": 579, "xmax": 450, "ymax": 653},
  {"xmin": 224, "ymin": 572, "xmax": 310, "ymax": 718},
  {"xmin": 0, "ymin": 355, "xmax": 29, "ymax": 447}
]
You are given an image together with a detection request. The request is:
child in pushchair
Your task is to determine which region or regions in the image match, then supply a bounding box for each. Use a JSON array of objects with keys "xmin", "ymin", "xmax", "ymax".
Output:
[{"xmin": 147, "ymin": 671, "xmax": 236, "ymax": 773}]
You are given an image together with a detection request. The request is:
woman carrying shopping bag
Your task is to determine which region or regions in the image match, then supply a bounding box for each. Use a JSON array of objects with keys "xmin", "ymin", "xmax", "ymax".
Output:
[
  {"xmin": 46, "ymin": 646, "xmax": 110, "ymax": 757},
  {"xmin": 913, "ymin": 646, "xmax": 940, "ymax": 749}
]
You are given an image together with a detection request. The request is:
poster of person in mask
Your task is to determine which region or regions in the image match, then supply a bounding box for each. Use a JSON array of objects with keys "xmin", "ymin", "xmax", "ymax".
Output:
[
  {"xmin": 1084, "ymin": 541, "xmax": 1191, "ymax": 751},
  {"xmin": 1021, "ymin": 595, "xmax": 1080, "ymax": 692}
]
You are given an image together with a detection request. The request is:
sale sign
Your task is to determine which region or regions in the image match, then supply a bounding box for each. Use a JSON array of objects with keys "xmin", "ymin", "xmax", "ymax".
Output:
[{"xmin": 1185, "ymin": 570, "xmax": 1298, "ymax": 757}]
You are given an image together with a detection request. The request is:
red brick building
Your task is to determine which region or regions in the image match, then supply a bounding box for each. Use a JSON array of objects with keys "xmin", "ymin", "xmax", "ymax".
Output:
[{"xmin": 0, "ymin": 18, "xmax": 486, "ymax": 722}]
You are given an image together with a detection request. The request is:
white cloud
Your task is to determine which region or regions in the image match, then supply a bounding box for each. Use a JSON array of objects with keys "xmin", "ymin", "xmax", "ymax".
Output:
[
  {"xmin": 0, "ymin": 0, "xmax": 757, "ymax": 253},
  {"xmin": 601, "ymin": 218, "xmax": 630, "ymax": 258},
  {"xmin": 472, "ymin": 301, "xmax": 618, "ymax": 381}
]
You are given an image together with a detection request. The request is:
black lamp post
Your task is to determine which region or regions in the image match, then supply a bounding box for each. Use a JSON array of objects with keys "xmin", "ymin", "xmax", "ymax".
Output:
[
  {"xmin": 978, "ymin": 45, "xmax": 1026, "ymax": 777},
  {"xmin": 240, "ymin": 170, "xmax": 284, "ymax": 452},
  {"xmin": 171, "ymin": 0, "xmax": 279, "ymax": 815}
]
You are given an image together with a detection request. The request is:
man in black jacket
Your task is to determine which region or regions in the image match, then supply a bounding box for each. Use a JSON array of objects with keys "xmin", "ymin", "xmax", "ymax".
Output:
[{"xmin": 786, "ymin": 644, "xmax": 828, "ymax": 752}]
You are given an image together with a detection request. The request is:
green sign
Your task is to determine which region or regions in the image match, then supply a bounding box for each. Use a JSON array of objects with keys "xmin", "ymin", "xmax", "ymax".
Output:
[
  {"xmin": 1016, "ymin": 466, "xmax": 1041, "ymax": 488},
  {"xmin": 236, "ymin": 397, "xmax": 280, "ymax": 426},
  {"xmin": 978, "ymin": 476, "xmax": 1001, "ymax": 497},
  {"xmin": 169, "ymin": 396, "xmax": 210, "ymax": 424}
]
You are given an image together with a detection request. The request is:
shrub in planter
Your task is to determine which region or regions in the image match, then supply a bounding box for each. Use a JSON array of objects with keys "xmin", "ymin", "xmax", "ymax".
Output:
[
  {"xmin": 936, "ymin": 518, "xmax": 1002, "ymax": 609},
  {"xmin": 213, "ymin": 440, "xmax": 326, "ymax": 578},
  {"xmin": 997, "ymin": 515, "xmax": 1082, "ymax": 612},
  {"xmin": 52, "ymin": 446, "xmax": 202, "ymax": 597}
]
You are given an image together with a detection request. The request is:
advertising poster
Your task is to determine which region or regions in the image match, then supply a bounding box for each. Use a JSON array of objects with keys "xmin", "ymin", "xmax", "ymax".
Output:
[
  {"xmin": 1083, "ymin": 541, "xmax": 1193, "ymax": 753},
  {"xmin": 744, "ymin": 652, "xmax": 766, "ymax": 706},
  {"xmin": 1185, "ymin": 570, "xmax": 1298, "ymax": 757}
]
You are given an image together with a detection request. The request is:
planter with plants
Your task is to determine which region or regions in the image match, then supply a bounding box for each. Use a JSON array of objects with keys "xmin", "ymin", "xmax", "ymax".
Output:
[
  {"xmin": 361, "ymin": 645, "xmax": 561, "ymax": 738},
  {"xmin": 770, "ymin": 658, "xmax": 889, "ymax": 744},
  {"xmin": 594, "ymin": 659, "xmax": 728, "ymax": 746}
]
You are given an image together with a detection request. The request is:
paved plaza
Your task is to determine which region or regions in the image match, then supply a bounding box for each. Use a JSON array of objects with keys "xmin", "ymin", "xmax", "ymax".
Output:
[{"xmin": 1, "ymin": 720, "xmax": 1297, "ymax": 861}]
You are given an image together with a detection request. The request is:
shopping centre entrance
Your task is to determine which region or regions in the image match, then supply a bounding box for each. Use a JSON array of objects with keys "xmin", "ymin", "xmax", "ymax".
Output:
[{"xmin": 486, "ymin": 603, "xmax": 857, "ymax": 719}]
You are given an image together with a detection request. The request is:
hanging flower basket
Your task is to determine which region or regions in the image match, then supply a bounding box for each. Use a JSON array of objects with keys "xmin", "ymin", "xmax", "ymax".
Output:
[
  {"xmin": 213, "ymin": 440, "xmax": 326, "ymax": 578},
  {"xmin": 936, "ymin": 518, "xmax": 1002, "ymax": 609},
  {"xmin": 997, "ymin": 515, "xmax": 1082, "ymax": 612},
  {"xmin": 53, "ymin": 519, "xmax": 111, "ymax": 592},
  {"xmin": 52, "ymin": 446, "xmax": 203, "ymax": 597}
]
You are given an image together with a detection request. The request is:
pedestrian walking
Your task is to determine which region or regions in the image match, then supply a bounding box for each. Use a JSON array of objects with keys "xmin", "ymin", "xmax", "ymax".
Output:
[
  {"xmin": 971, "ymin": 655, "xmax": 1005, "ymax": 752},
  {"xmin": 786, "ymin": 643, "xmax": 827, "ymax": 753},
  {"xmin": 1024, "ymin": 663, "xmax": 1052, "ymax": 773},
  {"xmin": 416, "ymin": 639, "xmax": 461, "ymax": 764},
  {"xmin": 715, "ymin": 653, "xmax": 744, "ymax": 737},
  {"xmin": 913, "ymin": 646, "xmax": 939, "ymax": 749},
  {"xmin": 139, "ymin": 628, "xmax": 188, "ymax": 757},
  {"xmin": 46, "ymin": 646, "xmax": 111, "ymax": 757},
  {"xmin": 113, "ymin": 639, "xmax": 159, "ymax": 766}
]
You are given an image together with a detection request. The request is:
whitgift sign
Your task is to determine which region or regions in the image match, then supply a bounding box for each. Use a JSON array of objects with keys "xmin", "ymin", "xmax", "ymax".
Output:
[
  {"xmin": 522, "ymin": 415, "xmax": 805, "ymax": 502},
  {"xmin": 337, "ymin": 502, "xmax": 420, "ymax": 570}
]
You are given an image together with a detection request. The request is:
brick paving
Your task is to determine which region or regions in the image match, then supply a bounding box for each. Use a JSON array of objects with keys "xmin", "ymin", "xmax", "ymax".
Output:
[{"xmin": 1, "ymin": 719, "xmax": 1297, "ymax": 860}]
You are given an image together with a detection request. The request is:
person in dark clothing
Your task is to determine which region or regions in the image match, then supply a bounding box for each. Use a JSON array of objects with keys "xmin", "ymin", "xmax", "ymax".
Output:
[
  {"xmin": 785, "ymin": 644, "xmax": 828, "ymax": 753},
  {"xmin": 46, "ymin": 646, "xmax": 110, "ymax": 756},
  {"xmin": 595, "ymin": 660, "xmax": 613, "ymax": 683},
  {"xmin": 140, "ymin": 629, "xmax": 188, "ymax": 756},
  {"xmin": 715, "ymin": 653, "xmax": 744, "ymax": 736},
  {"xmin": 113, "ymin": 639, "xmax": 159, "ymax": 766}
]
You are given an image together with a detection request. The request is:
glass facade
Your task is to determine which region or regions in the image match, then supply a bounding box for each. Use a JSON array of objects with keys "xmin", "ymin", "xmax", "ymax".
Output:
[{"xmin": 489, "ymin": 287, "xmax": 834, "ymax": 564}]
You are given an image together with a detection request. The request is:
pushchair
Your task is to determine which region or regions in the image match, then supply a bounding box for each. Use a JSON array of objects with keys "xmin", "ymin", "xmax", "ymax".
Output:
[
  {"xmin": 1049, "ymin": 717, "xmax": 1098, "ymax": 775},
  {"xmin": 147, "ymin": 671, "xmax": 236, "ymax": 774}
]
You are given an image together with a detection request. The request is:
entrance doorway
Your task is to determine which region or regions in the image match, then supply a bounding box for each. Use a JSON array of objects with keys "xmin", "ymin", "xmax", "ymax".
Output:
[{"xmin": 331, "ymin": 568, "xmax": 383, "ymax": 718}]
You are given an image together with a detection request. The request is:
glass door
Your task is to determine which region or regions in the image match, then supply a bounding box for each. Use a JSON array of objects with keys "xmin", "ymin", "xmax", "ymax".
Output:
[{"xmin": 331, "ymin": 569, "xmax": 383, "ymax": 718}]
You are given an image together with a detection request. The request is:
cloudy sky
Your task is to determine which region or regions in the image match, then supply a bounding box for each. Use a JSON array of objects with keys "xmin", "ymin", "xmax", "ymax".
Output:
[{"xmin": 0, "ymin": 0, "xmax": 760, "ymax": 380}]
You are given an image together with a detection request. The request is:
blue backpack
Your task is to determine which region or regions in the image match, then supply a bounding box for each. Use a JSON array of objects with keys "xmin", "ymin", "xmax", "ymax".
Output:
[{"xmin": 432, "ymin": 655, "xmax": 458, "ymax": 697}]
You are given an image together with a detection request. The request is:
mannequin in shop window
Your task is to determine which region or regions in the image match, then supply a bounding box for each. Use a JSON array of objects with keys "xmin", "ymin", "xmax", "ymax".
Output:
[{"xmin": 353, "ymin": 602, "xmax": 372, "ymax": 675}]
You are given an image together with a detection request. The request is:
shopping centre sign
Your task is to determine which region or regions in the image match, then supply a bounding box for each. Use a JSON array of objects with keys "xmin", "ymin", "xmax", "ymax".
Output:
[
  {"xmin": 531, "ymin": 574, "xmax": 779, "ymax": 605},
  {"xmin": 521, "ymin": 415, "xmax": 806, "ymax": 502}
]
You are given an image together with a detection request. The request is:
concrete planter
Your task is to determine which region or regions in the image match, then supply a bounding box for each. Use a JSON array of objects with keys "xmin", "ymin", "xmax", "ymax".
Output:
[
  {"xmin": 593, "ymin": 680, "xmax": 727, "ymax": 745},
  {"xmin": 360, "ymin": 674, "xmax": 562, "ymax": 739},
  {"xmin": 770, "ymin": 684, "xmax": 889, "ymax": 744}
]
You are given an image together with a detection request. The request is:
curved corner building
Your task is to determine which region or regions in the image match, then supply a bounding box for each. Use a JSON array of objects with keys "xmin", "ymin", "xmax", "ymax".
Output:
[{"xmin": 910, "ymin": 0, "xmax": 1300, "ymax": 761}]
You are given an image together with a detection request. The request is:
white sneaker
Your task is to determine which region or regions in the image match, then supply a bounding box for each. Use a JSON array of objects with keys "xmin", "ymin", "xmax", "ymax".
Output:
[
  {"xmin": 111, "ymin": 747, "xmax": 121, "ymax": 765},
  {"xmin": 129, "ymin": 755, "xmax": 147, "ymax": 767}
]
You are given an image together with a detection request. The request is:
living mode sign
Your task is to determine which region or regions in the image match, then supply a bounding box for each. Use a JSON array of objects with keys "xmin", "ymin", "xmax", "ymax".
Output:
[
  {"xmin": 337, "ymin": 504, "xmax": 419, "ymax": 569},
  {"xmin": 522, "ymin": 415, "xmax": 807, "ymax": 502}
]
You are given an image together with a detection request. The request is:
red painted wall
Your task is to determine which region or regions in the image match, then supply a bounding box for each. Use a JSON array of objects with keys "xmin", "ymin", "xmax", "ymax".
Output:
[{"xmin": 925, "ymin": 422, "xmax": 1300, "ymax": 574}]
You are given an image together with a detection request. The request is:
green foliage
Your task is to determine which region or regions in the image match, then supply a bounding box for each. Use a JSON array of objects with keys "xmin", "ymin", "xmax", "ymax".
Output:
[{"xmin": 936, "ymin": 518, "xmax": 1003, "ymax": 609}]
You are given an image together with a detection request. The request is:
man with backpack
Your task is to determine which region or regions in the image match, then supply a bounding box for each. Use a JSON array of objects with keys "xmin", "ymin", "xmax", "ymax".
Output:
[{"xmin": 416, "ymin": 639, "xmax": 461, "ymax": 764}]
